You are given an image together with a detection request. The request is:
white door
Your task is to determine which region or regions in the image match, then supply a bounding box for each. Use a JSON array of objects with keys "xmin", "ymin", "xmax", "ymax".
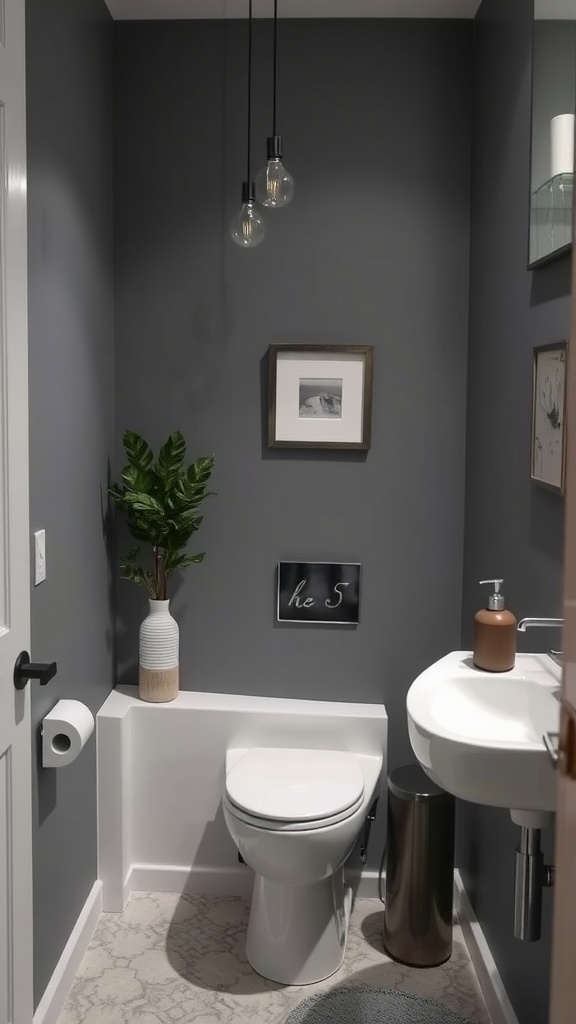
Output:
[{"xmin": 0, "ymin": 0, "xmax": 32, "ymax": 1022}]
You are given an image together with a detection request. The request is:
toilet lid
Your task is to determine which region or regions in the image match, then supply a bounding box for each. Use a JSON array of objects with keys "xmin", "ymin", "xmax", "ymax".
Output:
[{"xmin": 225, "ymin": 748, "xmax": 364, "ymax": 822}]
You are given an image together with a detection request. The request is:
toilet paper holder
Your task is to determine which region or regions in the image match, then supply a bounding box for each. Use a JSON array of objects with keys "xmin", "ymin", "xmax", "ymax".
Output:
[{"xmin": 14, "ymin": 650, "xmax": 57, "ymax": 690}]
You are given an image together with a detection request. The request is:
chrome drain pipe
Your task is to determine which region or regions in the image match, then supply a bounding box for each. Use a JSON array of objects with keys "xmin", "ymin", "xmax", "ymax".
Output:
[{"xmin": 514, "ymin": 827, "xmax": 555, "ymax": 941}]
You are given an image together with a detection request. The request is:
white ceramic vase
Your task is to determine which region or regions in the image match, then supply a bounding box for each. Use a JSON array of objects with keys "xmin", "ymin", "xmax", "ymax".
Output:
[{"xmin": 139, "ymin": 598, "xmax": 179, "ymax": 702}]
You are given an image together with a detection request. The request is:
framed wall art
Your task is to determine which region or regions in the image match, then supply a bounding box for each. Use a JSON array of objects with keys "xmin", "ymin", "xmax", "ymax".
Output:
[
  {"xmin": 530, "ymin": 341, "xmax": 567, "ymax": 494},
  {"xmin": 268, "ymin": 344, "xmax": 374, "ymax": 450}
]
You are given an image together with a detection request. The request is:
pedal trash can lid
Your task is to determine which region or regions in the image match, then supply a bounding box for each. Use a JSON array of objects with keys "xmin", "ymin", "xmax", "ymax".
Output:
[{"xmin": 388, "ymin": 764, "xmax": 453, "ymax": 803}]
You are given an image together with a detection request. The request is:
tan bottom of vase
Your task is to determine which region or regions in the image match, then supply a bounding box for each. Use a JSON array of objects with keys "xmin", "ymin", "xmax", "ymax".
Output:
[{"xmin": 139, "ymin": 664, "xmax": 179, "ymax": 703}]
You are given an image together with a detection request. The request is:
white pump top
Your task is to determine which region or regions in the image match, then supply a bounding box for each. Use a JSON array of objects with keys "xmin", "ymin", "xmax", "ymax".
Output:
[{"xmin": 225, "ymin": 747, "xmax": 365, "ymax": 822}]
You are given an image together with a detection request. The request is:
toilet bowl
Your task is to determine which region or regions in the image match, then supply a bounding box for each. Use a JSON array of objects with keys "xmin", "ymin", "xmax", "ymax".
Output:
[{"xmin": 223, "ymin": 745, "xmax": 382, "ymax": 985}]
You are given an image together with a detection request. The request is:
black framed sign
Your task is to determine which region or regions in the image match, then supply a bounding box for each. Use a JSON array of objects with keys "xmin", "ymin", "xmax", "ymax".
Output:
[{"xmin": 277, "ymin": 562, "xmax": 361, "ymax": 625}]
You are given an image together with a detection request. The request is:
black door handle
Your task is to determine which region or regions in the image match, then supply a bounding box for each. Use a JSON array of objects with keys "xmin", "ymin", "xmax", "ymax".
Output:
[{"xmin": 14, "ymin": 651, "xmax": 57, "ymax": 690}]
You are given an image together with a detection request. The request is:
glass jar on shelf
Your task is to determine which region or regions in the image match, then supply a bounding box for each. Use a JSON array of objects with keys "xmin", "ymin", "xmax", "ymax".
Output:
[{"xmin": 530, "ymin": 172, "xmax": 573, "ymax": 264}]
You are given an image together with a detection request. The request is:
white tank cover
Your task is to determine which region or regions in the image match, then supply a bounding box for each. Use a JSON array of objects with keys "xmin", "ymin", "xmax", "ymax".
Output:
[{"xmin": 225, "ymin": 747, "xmax": 365, "ymax": 822}]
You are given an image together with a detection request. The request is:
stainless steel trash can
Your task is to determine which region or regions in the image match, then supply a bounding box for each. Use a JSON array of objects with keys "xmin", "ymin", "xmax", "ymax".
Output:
[{"xmin": 383, "ymin": 764, "xmax": 455, "ymax": 967}]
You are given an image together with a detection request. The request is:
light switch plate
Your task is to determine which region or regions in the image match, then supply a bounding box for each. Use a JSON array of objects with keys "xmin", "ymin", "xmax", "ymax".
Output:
[{"xmin": 34, "ymin": 529, "xmax": 46, "ymax": 585}]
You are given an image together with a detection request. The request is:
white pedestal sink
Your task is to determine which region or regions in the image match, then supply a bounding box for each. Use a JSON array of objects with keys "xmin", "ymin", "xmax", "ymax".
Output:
[{"xmin": 407, "ymin": 651, "xmax": 560, "ymax": 826}]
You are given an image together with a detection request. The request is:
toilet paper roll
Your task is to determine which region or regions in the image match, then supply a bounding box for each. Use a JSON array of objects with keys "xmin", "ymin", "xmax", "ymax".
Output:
[
  {"xmin": 42, "ymin": 699, "xmax": 94, "ymax": 768},
  {"xmin": 551, "ymin": 113, "xmax": 575, "ymax": 178}
]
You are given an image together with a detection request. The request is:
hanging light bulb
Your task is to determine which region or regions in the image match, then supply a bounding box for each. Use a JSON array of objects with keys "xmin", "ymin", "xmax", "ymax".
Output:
[
  {"xmin": 256, "ymin": 135, "xmax": 294, "ymax": 208},
  {"xmin": 255, "ymin": 0, "xmax": 294, "ymax": 208},
  {"xmin": 231, "ymin": 0, "xmax": 265, "ymax": 248},
  {"xmin": 230, "ymin": 181, "xmax": 265, "ymax": 247}
]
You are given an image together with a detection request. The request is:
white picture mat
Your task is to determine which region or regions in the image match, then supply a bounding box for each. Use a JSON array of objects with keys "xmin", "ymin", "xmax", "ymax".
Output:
[
  {"xmin": 532, "ymin": 347, "xmax": 566, "ymax": 489},
  {"xmin": 275, "ymin": 351, "xmax": 365, "ymax": 443}
]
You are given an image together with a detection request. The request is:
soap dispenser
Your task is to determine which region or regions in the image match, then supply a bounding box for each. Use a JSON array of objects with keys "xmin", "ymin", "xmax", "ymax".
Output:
[{"xmin": 473, "ymin": 579, "xmax": 517, "ymax": 672}]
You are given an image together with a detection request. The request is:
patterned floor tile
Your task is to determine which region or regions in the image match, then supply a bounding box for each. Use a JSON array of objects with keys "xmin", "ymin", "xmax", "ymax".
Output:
[{"xmin": 57, "ymin": 894, "xmax": 492, "ymax": 1024}]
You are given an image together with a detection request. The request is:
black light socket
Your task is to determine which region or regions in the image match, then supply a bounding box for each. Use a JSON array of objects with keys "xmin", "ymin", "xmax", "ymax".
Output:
[
  {"xmin": 241, "ymin": 181, "xmax": 257, "ymax": 203},
  {"xmin": 266, "ymin": 135, "xmax": 283, "ymax": 160}
]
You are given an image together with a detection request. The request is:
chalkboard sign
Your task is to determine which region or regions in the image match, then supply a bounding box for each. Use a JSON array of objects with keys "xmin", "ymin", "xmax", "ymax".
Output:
[{"xmin": 277, "ymin": 562, "xmax": 361, "ymax": 624}]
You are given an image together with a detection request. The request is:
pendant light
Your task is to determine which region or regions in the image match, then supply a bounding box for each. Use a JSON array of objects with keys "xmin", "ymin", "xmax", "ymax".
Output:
[
  {"xmin": 255, "ymin": 0, "xmax": 294, "ymax": 208},
  {"xmin": 231, "ymin": 0, "xmax": 265, "ymax": 248}
]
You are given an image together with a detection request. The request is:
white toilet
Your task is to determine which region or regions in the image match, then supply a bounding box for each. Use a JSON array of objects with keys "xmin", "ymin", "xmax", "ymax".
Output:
[{"xmin": 223, "ymin": 745, "xmax": 383, "ymax": 985}]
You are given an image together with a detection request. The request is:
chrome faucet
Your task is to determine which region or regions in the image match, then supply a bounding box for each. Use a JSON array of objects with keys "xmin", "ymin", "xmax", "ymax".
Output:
[
  {"xmin": 517, "ymin": 617, "xmax": 564, "ymax": 632},
  {"xmin": 516, "ymin": 618, "xmax": 564, "ymax": 667}
]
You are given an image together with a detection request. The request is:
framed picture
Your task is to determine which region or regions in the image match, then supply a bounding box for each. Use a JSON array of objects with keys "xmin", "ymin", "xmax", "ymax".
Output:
[
  {"xmin": 277, "ymin": 561, "xmax": 361, "ymax": 624},
  {"xmin": 530, "ymin": 341, "xmax": 567, "ymax": 494},
  {"xmin": 268, "ymin": 344, "xmax": 374, "ymax": 450}
]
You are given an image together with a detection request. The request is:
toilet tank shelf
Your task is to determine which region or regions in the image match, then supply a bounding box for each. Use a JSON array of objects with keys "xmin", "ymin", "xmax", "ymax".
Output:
[{"xmin": 96, "ymin": 687, "xmax": 388, "ymax": 912}]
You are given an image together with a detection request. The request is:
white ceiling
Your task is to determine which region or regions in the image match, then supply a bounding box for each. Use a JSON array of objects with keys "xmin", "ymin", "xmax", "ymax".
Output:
[{"xmin": 104, "ymin": 0, "xmax": 482, "ymax": 20}]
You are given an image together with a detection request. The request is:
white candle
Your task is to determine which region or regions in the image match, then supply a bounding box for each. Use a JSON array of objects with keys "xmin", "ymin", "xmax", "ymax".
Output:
[{"xmin": 550, "ymin": 113, "xmax": 575, "ymax": 177}]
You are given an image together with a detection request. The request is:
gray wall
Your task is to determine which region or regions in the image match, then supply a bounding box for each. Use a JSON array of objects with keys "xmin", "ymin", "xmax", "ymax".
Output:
[
  {"xmin": 25, "ymin": 4, "xmax": 568, "ymax": 1016},
  {"xmin": 531, "ymin": 20, "xmax": 576, "ymax": 190},
  {"xmin": 460, "ymin": 1, "xmax": 569, "ymax": 1021},
  {"xmin": 114, "ymin": 19, "xmax": 472, "ymax": 798},
  {"xmin": 26, "ymin": 0, "xmax": 114, "ymax": 1006}
]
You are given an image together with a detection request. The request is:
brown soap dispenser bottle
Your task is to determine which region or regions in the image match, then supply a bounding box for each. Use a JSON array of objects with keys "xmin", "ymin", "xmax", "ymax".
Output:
[{"xmin": 473, "ymin": 578, "xmax": 517, "ymax": 672}]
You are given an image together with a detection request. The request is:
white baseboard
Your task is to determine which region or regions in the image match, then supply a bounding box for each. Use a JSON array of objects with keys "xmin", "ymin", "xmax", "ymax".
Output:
[
  {"xmin": 123, "ymin": 867, "xmax": 132, "ymax": 909},
  {"xmin": 34, "ymin": 880, "xmax": 102, "ymax": 1024},
  {"xmin": 125, "ymin": 864, "xmax": 382, "ymax": 901},
  {"xmin": 454, "ymin": 871, "xmax": 519, "ymax": 1024},
  {"xmin": 348, "ymin": 868, "xmax": 382, "ymax": 899},
  {"xmin": 129, "ymin": 863, "xmax": 255, "ymax": 898}
]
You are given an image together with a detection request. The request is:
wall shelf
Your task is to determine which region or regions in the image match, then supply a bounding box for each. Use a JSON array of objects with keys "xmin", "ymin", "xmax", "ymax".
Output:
[{"xmin": 530, "ymin": 172, "xmax": 573, "ymax": 266}]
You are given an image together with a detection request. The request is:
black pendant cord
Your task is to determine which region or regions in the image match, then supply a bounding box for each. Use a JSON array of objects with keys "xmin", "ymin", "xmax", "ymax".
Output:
[
  {"xmin": 272, "ymin": 0, "xmax": 278, "ymax": 138},
  {"xmin": 246, "ymin": 0, "xmax": 253, "ymax": 187}
]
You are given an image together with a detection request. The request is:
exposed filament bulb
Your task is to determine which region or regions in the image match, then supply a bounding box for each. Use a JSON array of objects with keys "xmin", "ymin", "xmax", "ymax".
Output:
[
  {"xmin": 230, "ymin": 185, "xmax": 265, "ymax": 248},
  {"xmin": 256, "ymin": 140, "xmax": 294, "ymax": 208}
]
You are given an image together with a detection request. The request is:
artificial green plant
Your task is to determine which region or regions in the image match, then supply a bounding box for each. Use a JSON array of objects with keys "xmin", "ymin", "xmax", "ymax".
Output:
[{"xmin": 109, "ymin": 430, "xmax": 215, "ymax": 601}]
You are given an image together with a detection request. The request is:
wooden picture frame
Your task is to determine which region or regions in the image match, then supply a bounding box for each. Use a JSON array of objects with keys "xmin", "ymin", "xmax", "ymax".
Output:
[
  {"xmin": 268, "ymin": 344, "xmax": 374, "ymax": 450},
  {"xmin": 530, "ymin": 341, "xmax": 567, "ymax": 494}
]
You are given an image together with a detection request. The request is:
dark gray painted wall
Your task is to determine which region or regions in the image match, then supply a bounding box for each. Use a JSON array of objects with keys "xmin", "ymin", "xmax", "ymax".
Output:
[
  {"xmin": 114, "ymin": 20, "xmax": 472, "ymax": 803},
  {"xmin": 460, "ymin": 2, "xmax": 569, "ymax": 1022},
  {"xmin": 531, "ymin": 21, "xmax": 576, "ymax": 190},
  {"xmin": 24, "ymin": 3, "xmax": 567, "ymax": 1014},
  {"xmin": 26, "ymin": 0, "xmax": 114, "ymax": 1006},
  {"xmin": 25, "ymin": 5, "xmax": 566, "ymax": 1015}
]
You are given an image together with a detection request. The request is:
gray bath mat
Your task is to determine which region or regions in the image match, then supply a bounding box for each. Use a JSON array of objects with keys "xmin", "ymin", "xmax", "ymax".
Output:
[{"xmin": 284, "ymin": 986, "xmax": 478, "ymax": 1024}]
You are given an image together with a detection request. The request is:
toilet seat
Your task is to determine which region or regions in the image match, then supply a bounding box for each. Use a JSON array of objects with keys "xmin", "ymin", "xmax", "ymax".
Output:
[
  {"xmin": 223, "ymin": 792, "xmax": 364, "ymax": 831},
  {"xmin": 224, "ymin": 747, "xmax": 364, "ymax": 831}
]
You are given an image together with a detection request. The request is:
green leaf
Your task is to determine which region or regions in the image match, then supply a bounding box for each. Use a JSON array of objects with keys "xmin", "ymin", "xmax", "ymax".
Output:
[
  {"xmin": 123, "ymin": 431, "xmax": 154, "ymax": 471},
  {"xmin": 168, "ymin": 510, "xmax": 203, "ymax": 529},
  {"xmin": 164, "ymin": 550, "xmax": 205, "ymax": 573},
  {"xmin": 126, "ymin": 518, "xmax": 168, "ymax": 545},
  {"xmin": 122, "ymin": 493, "xmax": 165, "ymax": 516},
  {"xmin": 179, "ymin": 552, "xmax": 205, "ymax": 565},
  {"xmin": 119, "ymin": 558, "xmax": 156, "ymax": 596},
  {"xmin": 187, "ymin": 456, "xmax": 214, "ymax": 485},
  {"xmin": 174, "ymin": 481, "xmax": 216, "ymax": 514},
  {"xmin": 156, "ymin": 432, "xmax": 186, "ymax": 483},
  {"xmin": 121, "ymin": 465, "xmax": 156, "ymax": 494},
  {"xmin": 108, "ymin": 484, "xmax": 125, "ymax": 504},
  {"xmin": 165, "ymin": 533, "xmax": 197, "ymax": 552}
]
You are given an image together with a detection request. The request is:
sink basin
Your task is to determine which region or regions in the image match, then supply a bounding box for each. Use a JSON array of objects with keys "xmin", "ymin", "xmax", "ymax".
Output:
[{"xmin": 407, "ymin": 651, "xmax": 561, "ymax": 815}]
